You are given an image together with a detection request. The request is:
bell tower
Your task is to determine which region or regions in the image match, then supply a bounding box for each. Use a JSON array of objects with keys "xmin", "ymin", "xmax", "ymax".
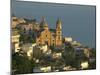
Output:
[
  {"xmin": 55, "ymin": 18, "xmax": 62, "ymax": 46},
  {"xmin": 40, "ymin": 16, "xmax": 48, "ymax": 30}
]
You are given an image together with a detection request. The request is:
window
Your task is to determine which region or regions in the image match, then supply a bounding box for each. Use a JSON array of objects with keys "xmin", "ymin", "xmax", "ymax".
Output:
[
  {"xmin": 46, "ymin": 35, "xmax": 47, "ymax": 37},
  {"xmin": 52, "ymin": 43, "xmax": 54, "ymax": 46},
  {"xmin": 58, "ymin": 36, "xmax": 60, "ymax": 39}
]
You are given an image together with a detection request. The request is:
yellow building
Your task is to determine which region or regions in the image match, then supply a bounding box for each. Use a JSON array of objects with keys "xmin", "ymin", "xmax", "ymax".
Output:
[
  {"xmin": 84, "ymin": 48, "xmax": 90, "ymax": 58},
  {"xmin": 12, "ymin": 16, "xmax": 26, "ymax": 28},
  {"xmin": 11, "ymin": 29, "xmax": 20, "ymax": 53},
  {"xmin": 36, "ymin": 17, "xmax": 62, "ymax": 47}
]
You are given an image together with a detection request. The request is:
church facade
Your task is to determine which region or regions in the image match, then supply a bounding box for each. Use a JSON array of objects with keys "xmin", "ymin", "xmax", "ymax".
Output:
[{"xmin": 36, "ymin": 17, "xmax": 62, "ymax": 46}]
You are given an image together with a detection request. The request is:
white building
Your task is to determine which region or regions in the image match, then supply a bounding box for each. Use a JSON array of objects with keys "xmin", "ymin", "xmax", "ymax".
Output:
[
  {"xmin": 71, "ymin": 41, "xmax": 82, "ymax": 46},
  {"xmin": 11, "ymin": 30, "xmax": 20, "ymax": 53},
  {"xmin": 81, "ymin": 61, "xmax": 89, "ymax": 69},
  {"xmin": 84, "ymin": 48, "xmax": 90, "ymax": 58},
  {"xmin": 40, "ymin": 66, "xmax": 51, "ymax": 72},
  {"xmin": 52, "ymin": 52, "xmax": 62, "ymax": 59},
  {"xmin": 33, "ymin": 66, "xmax": 51, "ymax": 73},
  {"xmin": 64, "ymin": 37, "xmax": 73, "ymax": 42},
  {"xmin": 40, "ymin": 44, "xmax": 48, "ymax": 53},
  {"xmin": 33, "ymin": 67, "xmax": 42, "ymax": 73},
  {"xmin": 63, "ymin": 66, "xmax": 76, "ymax": 71},
  {"xmin": 21, "ymin": 43, "xmax": 37, "ymax": 59}
]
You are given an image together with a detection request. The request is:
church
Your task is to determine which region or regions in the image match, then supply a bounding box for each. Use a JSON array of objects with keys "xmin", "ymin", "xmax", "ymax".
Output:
[{"xmin": 36, "ymin": 17, "xmax": 62, "ymax": 47}]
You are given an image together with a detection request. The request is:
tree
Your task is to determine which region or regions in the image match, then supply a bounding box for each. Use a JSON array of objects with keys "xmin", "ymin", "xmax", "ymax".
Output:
[
  {"xmin": 90, "ymin": 48, "xmax": 96, "ymax": 58},
  {"xmin": 12, "ymin": 52, "xmax": 34, "ymax": 74},
  {"xmin": 62, "ymin": 43, "xmax": 76, "ymax": 67},
  {"xmin": 89, "ymin": 48, "xmax": 96, "ymax": 69}
]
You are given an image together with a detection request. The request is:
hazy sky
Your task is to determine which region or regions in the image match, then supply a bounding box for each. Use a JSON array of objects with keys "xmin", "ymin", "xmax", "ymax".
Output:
[{"xmin": 11, "ymin": 0, "xmax": 96, "ymax": 48}]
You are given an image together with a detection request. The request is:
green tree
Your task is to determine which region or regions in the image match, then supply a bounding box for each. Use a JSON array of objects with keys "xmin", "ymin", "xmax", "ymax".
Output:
[
  {"xmin": 89, "ymin": 48, "xmax": 96, "ymax": 69},
  {"xmin": 62, "ymin": 43, "xmax": 76, "ymax": 67},
  {"xmin": 12, "ymin": 52, "xmax": 34, "ymax": 74}
]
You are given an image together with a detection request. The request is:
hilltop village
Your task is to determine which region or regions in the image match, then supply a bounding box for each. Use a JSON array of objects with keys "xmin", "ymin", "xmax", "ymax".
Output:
[{"xmin": 11, "ymin": 16, "xmax": 96, "ymax": 74}]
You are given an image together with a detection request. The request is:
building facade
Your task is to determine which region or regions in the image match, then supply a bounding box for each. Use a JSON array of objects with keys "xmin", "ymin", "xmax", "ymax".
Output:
[
  {"xmin": 12, "ymin": 16, "xmax": 26, "ymax": 28},
  {"xmin": 11, "ymin": 29, "xmax": 20, "ymax": 53},
  {"xmin": 36, "ymin": 17, "xmax": 62, "ymax": 46}
]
